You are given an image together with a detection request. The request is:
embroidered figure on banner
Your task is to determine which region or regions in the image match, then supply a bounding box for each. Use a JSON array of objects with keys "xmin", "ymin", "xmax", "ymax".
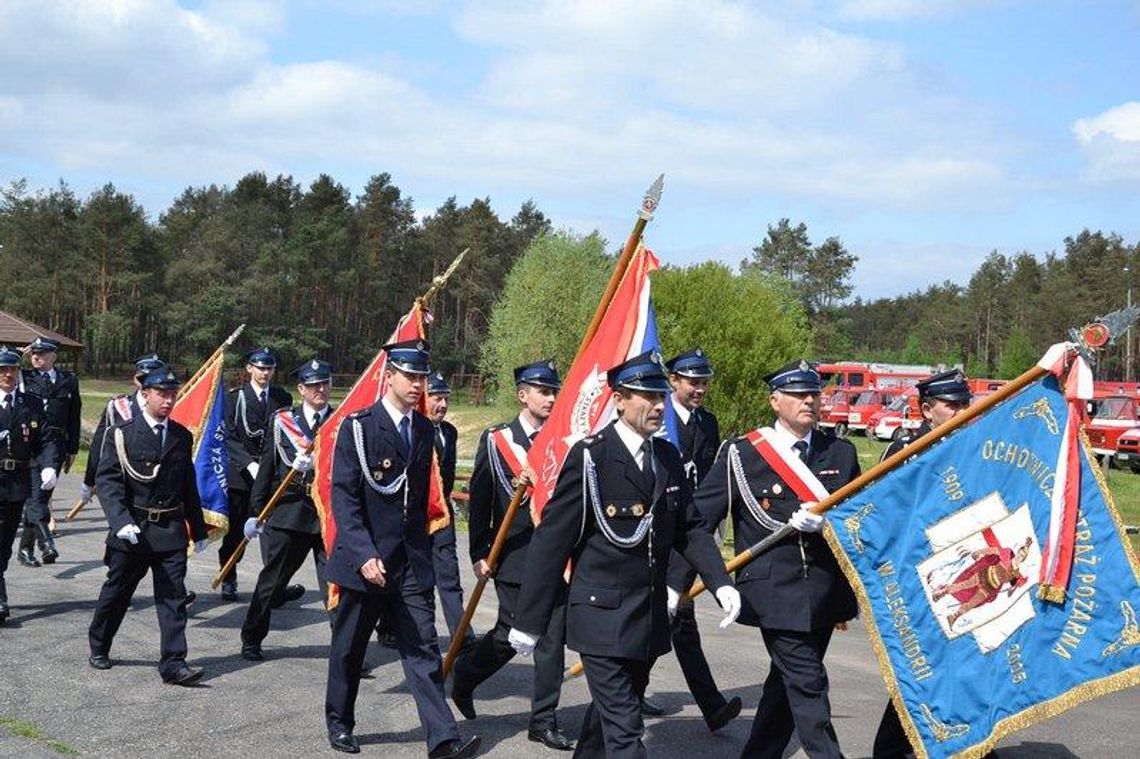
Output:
[{"xmin": 916, "ymin": 491, "xmax": 1043, "ymax": 653}]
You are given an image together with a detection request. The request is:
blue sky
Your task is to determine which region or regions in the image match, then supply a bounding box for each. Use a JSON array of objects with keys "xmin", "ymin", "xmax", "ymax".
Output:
[{"xmin": 2, "ymin": 0, "xmax": 1138, "ymax": 299}]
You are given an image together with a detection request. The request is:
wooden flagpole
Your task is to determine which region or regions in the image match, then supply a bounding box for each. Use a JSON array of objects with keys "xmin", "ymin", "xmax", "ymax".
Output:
[{"xmin": 442, "ymin": 176, "xmax": 665, "ymax": 679}]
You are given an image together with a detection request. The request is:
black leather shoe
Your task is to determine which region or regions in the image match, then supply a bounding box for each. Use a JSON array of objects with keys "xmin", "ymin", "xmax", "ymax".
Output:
[
  {"xmin": 241, "ymin": 643, "xmax": 264, "ymax": 662},
  {"xmin": 706, "ymin": 696, "xmax": 742, "ymax": 733},
  {"xmin": 182, "ymin": 590, "xmax": 197, "ymax": 610},
  {"xmin": 329, "ymin": 731, "xmax": 360, "ymax": 754},
  {"xmin": 528, "ymin": 726, "xmax": 575, "ymax": 750},
  {"xmin": 221, "ymin": 580, "xmax": 238, "ymax": 602},
  {"xmin": 641, "ymin": 695, "xmax": 666, "ymax": 716},
  {"xmin": 428, "ymin": 736, "xmax": 481, "ymax": 759},
  {"xmin": 0, "ymin": 602, "xmax": 9, "ymax": 623},
  {"xmin": 163, "ymin": 666, "xmax": 204, "ymax": 686},
  {"xmin": 451, "ymin": 687, "xmax": 477, "ymax": 720},
  {"xmin": 17, "ymin": 549, "xmax": 40, "ymax": 568},
  {"xmin": 41, "ymin": 542, "xmax": 59, "ymax": 565},
  {"xmin": 89, "ymin": 654, "xmax": 112, "ymax": 670},
  {"xmin": 271, "ymin": 584, "xmax": 305, "ymax": 608}
]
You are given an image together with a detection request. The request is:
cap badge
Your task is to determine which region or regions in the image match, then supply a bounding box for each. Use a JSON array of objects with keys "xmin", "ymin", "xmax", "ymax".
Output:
[
  {"xmin": 416, "ymin": 340, "xmax": 426, "ymax": 351},
  {"xmin": 311, "ymin": 360, "xmax": 320, "ymax": 371},
  {"xmin": 695, "ymin": 348, "xmax": 703, "ymax": 356},
  {"xmin": 547, "ymin": 360, "xmax": 555, "ymax": 370},
  {"xmin": 798, "ymin": 359, "xmax": 810, "ymax": 372}
]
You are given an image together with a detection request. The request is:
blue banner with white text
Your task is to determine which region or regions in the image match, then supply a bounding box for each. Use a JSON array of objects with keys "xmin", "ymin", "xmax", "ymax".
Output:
[{"xmin": 825, "ymin": 376, "xmax": 1140, "ymax": 758}]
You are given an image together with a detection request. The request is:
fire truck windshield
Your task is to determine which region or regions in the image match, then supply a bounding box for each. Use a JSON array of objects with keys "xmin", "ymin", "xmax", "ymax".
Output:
[
  {"xmin": 1095, "ymin": 397, "xmax": 1136, "ymax": 420},
  {"xmin": 886, "ymin": 394, "xmax": 909, "ymax": 411},
  {"xmin": 855, "ymin": 390, "xmax": 877, "ymax": 405}
]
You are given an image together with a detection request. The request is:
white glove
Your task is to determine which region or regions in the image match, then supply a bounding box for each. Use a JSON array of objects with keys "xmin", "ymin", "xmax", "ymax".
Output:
[
  {"xmin": 244, "ymin": 517, "xmax": 264, "ymax": 541},
  {"xmin": 40, "ymin": 467, "xmax": 58, "ymax": 490},
  {"xmin": 789, "ymin": 503, "xmax": 825, "ymax": 533},
  {"xmin": 194, "ymin": 539, "xmax": 209, "ymax": 554},
  {"xmin": 116, "ymin": 524, "xmax": 141, "ymax": 545},
  {"xmin": 715, "ymin": 585, "xmax": 742, "ymax": 629},
  {"xmin": 666, "ymin": 587, "xmax": 681, "ymax": 619},
  {"xmin": 508, "ymin": 628, "xmax": 538, "ymax": 657},
  {"xmin": 80, "ymin": 483, "xmax": 94, "ymax": 503},
  {"xmin": 246, "ymin": 462, "xmax": 260, "ymax": 480},
  {"xmin": 291, "ymin": 453, "xmax": 313, "ymax": 474}
]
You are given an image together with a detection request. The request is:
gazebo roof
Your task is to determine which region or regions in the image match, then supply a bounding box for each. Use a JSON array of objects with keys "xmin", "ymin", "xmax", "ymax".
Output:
[{"xmin": 0, "ymin": 311, "xmax": 84, "ymax": 351}]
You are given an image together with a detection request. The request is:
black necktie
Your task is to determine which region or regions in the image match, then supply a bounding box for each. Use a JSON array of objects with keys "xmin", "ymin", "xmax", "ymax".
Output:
[
  {"xmin": 436, "ymin": 426, "xmax": 446, "ymax": 453},
  {"xmin": 399, "ymin": 416, "xmax": 411, "ymax": 452},
  {"xmin": 1, "ymin": 394, "xmax": 10, "ymax": 412},
  {"xmin": 154, "ymin": 423, "xmax": 166, "ymax": 449},
  {"xmin": 793, "ymin": 440, "xmax": 809, "ymax": 462},
  {"xmin": 311, "ymin": 411, "xmax": 323, "ymax": 432},
  {"xmin": 260, "ymin": 388, "xmax": 268, "ymax": 406},
  {"xmin": 640, "ymin": 439, "xmax": 655, "ymax": 491}
]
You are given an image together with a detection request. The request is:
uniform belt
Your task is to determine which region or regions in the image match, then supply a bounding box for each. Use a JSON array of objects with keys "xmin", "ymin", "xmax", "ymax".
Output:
[
  {"xmin": 130, "ymin": 503, "xmax": 183, "ymax": 522},
  {"xmin": 288, "ymin": 480, "xmax": 314, "ymax": 499},
  {"xmin": 0, "ymin": 458, "xmax": 28, "ymax": 471}
]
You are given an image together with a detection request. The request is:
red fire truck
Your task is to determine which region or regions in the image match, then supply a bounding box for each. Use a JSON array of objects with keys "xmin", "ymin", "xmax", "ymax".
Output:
[
  {"xmin": 1081, "ymin": 381, "xmax": 1140, "ymax": 466},
  {"xmin": 816, "ymin": 362, "xmax": 939, "ymax": 437},
  {"xmin": 846, "ymin": 387, "xmax": 906, "ymax": 436}
]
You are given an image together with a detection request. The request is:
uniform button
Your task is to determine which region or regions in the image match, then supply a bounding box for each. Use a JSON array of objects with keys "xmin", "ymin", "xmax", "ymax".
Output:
[{"xmin": 589, "ymin": 595, "xmax": 597, "ymax": 603}]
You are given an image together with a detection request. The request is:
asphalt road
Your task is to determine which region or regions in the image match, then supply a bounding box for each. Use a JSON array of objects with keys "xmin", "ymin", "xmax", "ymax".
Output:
[{"xmin": 1, "ymin": 476, "xmax": 1135, "ymax": 757}]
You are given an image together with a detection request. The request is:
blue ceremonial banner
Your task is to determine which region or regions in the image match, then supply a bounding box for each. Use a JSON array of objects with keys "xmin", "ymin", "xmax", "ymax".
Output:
[
  {"xmin": 170, "ymin": 355, "xmax": 230, "ymax": 539},
  {"xmin": 825, "ymin": 375, "xmax": 1140, "ymax": 758}
]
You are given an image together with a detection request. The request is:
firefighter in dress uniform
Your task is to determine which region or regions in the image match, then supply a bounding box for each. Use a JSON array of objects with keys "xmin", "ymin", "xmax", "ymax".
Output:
[
  {"xmin": 451, "ymin": 359, "xmax": 574, "ymax": 751},
  {"xmin": 239, "ymin": 358, "xmax": 335, "ymax": 661},
  {"xmin": 323, "ymin": 340, "xmax": 480, "ymax": 758},
  {"xmin": 692, "ymin": 359, "xmax": 860, "ymax": 759},
  {"xmin": 87, "ymin": 367, "xmax": 210, "ymax": 685},
  {"xmin": 220, "ymin": 346, "xmax": 294, "ymax": 602},
  {"xmin": 16, "ymin": 337, "xmax": 79, "ymax": 567},
  {"xmin": 509, "ymin": 351, "xmax": 742, "ymax": 758},
  {"xmin": 0, "ymin": 344, "xmax": 59, "ymax": 624}
]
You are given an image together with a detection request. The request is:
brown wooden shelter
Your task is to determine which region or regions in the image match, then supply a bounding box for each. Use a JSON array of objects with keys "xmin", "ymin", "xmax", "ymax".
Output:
[{"xmin": 0, "ymin": 310, "xmax": 84, "ymax": 352}]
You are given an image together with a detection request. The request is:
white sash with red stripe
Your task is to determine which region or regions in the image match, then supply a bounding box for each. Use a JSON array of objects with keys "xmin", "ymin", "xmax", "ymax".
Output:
[
  {"xmin": 729, "ymin": 427, "xmax": 830, "ymax": 532},
  {"xmin": 489, "ymin": 426, "xmax": 530, "ymax": 500}
]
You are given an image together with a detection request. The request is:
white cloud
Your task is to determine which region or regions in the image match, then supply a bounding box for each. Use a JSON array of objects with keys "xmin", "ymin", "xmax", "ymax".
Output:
[
  {"xmin": 0, "ymin": 0, "xmax": 1010, "ymax": 214},
  {"xmin": 1072, "ymin": 102, "xmax": 1140, "ymax": 182},
  {"xmin": 834, "ymin": 1, "xmax": 994, "ymax": 21}
]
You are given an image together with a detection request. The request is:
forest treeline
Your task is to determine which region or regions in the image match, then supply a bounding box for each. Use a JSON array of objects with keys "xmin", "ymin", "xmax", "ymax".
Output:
[
  {"xmin": 0, "ymin": 173, "xmax": 549, "ymax": 379},
  {"xmin": 1, "ymin": 176, "xmax": 1134, "ymax": 384}
]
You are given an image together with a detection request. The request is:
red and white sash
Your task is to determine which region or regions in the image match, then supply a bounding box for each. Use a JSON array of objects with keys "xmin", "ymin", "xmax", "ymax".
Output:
[
  {"xmin": 274, "ymin": 408, "xmax": 313, "ymax": 451},
  {"xmin": 490, "ymin": 426, "xmax": 530, "ymax": 498},
  {"xmin": 111, "ymin": 395, "xmax": 134, "ymax": 423},
  {"xmin": 743, "ymin": 427, "xmax": 829, "ymax": 502}
]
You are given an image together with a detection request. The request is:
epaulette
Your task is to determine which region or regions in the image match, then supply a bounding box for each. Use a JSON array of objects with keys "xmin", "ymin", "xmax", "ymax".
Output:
[
  {"xmin": 489, "ymin": 422, "xmax": 511, "ymax": 432},
  {"xmin": 349, "ymin": 408, "xmax": 372, "ymax": 419},
  {"xmin": 581, "ymin": 433, "xmax": 603, "ymax": 447}
]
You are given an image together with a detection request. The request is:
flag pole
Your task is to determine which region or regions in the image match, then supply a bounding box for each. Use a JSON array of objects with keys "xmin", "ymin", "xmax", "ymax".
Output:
[
  {"xmin": 216, "ymin": 252, "xmax": 470, "ymax": 590},
  {"xmin": 179, "ymin": 324, "xmax": 245, "ymax": 400},
  {"xmin": 443, "ymin": 175, "xmax": 665, "ymax": 679}
]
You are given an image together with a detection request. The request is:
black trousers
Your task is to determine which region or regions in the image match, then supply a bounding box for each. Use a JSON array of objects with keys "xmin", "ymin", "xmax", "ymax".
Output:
[
  {"xmin": 742, "ymin": 626, "xmax": 840, "ymax": 759},
  {"xmin": 241, "ymin": 525, "xmax": 327, "ymax": 645},
  {"xmin": 670, "ymin": 599, "xmax": 728, "ymax": 722},
  {"xmin": 1, "ymin": 500, "xmax": 23, "ymax": 584},
  {"xmin": 873, "ymin": 701, "xmax": 911, "ymax": 759},
  {"xmin": 88, "ymin": 546, "xmax": 190, "ymax": 681},
  {"xmin": 325, "ymin": 572, "xmax": 459, "ymax": 752},
  {"xmin": 451, "ymin": 580, "xmax": 566, "ymax": 730},
  {"xmin": 430, "ymin": 523, "xmax": 473, "ymax": 643},
  {"xmin": 19, "ymin": 460, "xmax": 54, "ymax": 553},
  {"xmin": 576, "ymin": 654, "xmax": 653, "ymax": 759},
  {"xmin": 219, "ymin": 488, "xmax": 254, "ymax": 583}
]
